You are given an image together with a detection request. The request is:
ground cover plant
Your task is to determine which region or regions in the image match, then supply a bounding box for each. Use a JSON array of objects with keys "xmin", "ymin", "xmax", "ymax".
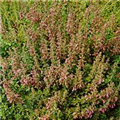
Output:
[{"xmin": 0, "ymin": 0, "xmax": 120, "ymax": 120}]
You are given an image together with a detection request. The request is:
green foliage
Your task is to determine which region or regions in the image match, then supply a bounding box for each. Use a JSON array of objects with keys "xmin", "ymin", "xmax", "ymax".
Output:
[{"xmin": 0, "ymin": 35, "xmax": 10, "ymax": 57}]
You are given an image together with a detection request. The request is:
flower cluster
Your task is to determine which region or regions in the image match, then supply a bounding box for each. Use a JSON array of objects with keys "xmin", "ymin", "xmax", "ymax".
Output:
[{"xmin": 3, "ymin": 82, "xmax": 23, "ymax": 104}]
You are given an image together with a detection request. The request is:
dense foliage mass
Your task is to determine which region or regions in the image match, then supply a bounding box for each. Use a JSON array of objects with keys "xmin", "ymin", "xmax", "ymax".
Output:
[{"xmin": 0, "ymin": 1, "xmax": 120, "ymax": 120}]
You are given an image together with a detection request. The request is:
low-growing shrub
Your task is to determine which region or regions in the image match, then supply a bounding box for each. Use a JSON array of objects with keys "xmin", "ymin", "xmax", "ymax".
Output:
[{"xmin": 0, "ymin": 1, "xmax": 120, "ymax": 120}]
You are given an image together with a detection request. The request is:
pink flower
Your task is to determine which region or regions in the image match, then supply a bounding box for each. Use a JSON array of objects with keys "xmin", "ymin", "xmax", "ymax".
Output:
[
  {"xmin": 106, "ymin": 93, "xmax": 109, "ymax": 98},
  {"xmin": 115, "ymin": 97, "xmax": 118, "ymax": 101},
  {"xmin": 99, "ymin": 108, "xmax": 106, "ymax": 113},
  {"xmin": 3, "ymin": 83, "xmax": 8, "ymax": 89}
]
